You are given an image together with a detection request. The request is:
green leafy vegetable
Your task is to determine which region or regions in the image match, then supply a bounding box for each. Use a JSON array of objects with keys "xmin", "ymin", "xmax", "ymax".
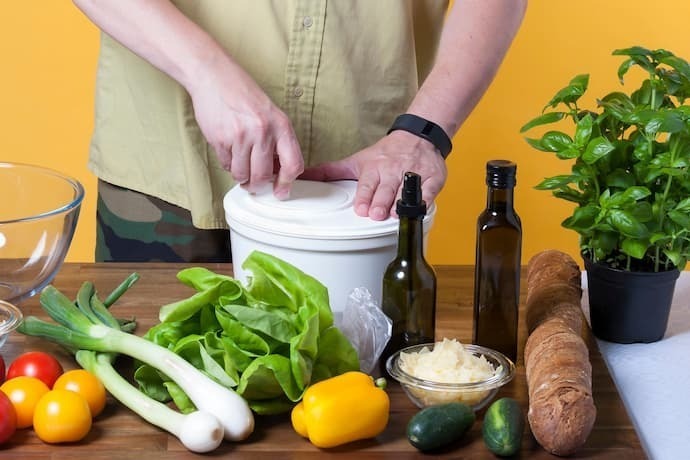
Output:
[
  {"xmin": 522, "ymin": 46, "xmax": 690, "ymax": 271},
  {"xmin": 136, "ymin": 251, "xmax": 360, "ymax": 415}
]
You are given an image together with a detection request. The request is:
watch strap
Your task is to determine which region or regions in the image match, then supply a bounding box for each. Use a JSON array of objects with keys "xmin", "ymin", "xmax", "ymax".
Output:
[{"xmin": 387, "ymin": 113, "xmax": 452, "ymax": 159}]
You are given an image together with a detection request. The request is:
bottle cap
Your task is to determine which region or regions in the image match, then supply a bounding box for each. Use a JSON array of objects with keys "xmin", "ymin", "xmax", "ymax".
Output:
[
  {"xmin": 397, "ymin": 172, "xmax": 427, "ymax": 218},
  {"xmin": 486, "ymin": 160, "xmax": 517, "ymax": 188}
]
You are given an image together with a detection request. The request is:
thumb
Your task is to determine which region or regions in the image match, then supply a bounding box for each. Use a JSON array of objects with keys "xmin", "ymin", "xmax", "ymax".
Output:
[{"xmin": 299, "ymin": 158, "xmax": 358, "ymax": 181}]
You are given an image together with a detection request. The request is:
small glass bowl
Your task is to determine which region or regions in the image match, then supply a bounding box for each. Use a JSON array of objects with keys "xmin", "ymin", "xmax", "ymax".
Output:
[
  {"xmin": 386, "ymin": 342, "xmax": 515, "ymax": 411},
  {"xmin": 0, "ymin": 300, "xmax": 23, "ymax": 348}
]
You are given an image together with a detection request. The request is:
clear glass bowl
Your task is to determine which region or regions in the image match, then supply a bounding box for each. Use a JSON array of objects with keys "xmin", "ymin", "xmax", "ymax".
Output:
[
  {"xmin": 0, "ymin": 300, "xmax": 23, "ymax": 348},
  {"xmin": 386, "ymin": 342, "xmax": 516, "ymax": 411},
  {"xmin": 0, "ymin": 162, "xmax": 83, "ymax": 304}
]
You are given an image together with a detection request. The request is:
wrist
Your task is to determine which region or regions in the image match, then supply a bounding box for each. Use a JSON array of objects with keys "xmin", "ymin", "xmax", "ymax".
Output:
[{"xmin": 387, "ymin": 114, "xmax": 453, "ymax": 159}]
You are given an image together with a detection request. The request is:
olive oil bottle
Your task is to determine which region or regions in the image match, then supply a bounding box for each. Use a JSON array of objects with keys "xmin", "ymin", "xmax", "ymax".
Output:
[
  {"xmin": 473, "ymin": 160, "xmax": 521, "ymax": 362},
  {"xmin": 380, "ymin": 172, "xmax": 437, "ymax": 374}
]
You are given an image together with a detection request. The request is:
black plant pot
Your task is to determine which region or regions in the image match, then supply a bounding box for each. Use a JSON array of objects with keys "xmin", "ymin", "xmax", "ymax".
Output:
[{"xmin": 584, "ymin": 257, "xmax": 680, "ymax": 343}]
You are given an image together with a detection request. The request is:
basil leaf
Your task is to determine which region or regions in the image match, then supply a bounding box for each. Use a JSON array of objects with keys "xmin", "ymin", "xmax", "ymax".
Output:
[
  {"xmin": 621, "ymin": 238, "xmax": 648, "ymax": 259},
  {"xmin": 520, "ymin": 112, "xmax": 566, "ymax": 132},
  {"xmin": 583, "ymin": 136, "xmax": 615, "ymax": 164},
  {"xmin": 608, "ymin": 209, "xmax": 650, "ymax": 238},
  {"xmin": 542, "ymin": 131, "xmax": 573, "ymax": 151},
  {"xmin": 535, "ymin": 175, "xmax": 574, "ymax": 190}
]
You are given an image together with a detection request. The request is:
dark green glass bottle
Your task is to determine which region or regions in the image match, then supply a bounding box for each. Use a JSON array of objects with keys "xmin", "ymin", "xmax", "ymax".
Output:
[
  {"xmin": 473, "ymin": 160, "xmax": 522, "ymax": 363},
  {"xmin": 380, "ymin": 172, "xmax": 437, "ymax": 374}
]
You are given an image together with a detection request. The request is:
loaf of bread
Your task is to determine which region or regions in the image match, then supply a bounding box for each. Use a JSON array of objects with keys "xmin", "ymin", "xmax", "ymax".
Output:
[{"xmin": 524, "ymin": 250, "xmax": 596, "ymax": 456}]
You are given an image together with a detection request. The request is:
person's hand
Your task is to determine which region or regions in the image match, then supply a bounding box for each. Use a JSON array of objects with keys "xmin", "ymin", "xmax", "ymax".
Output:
[
  {"xmin": 300, "ymin": 130, "xmax": 447, "ymax": 220},
  {"xmin": 187, "ymin": 54, "xmax": 304, "ymax": 199}
]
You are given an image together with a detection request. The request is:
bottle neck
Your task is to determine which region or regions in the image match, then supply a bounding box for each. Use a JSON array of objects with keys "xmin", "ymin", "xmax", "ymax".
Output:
[
  {"xmin": 486, "ymin": 186, "xmax": 515, "ymax": 212},
  {"xmin": 397, "ymin": 215, "xmax": 425, "ymax": 258}
]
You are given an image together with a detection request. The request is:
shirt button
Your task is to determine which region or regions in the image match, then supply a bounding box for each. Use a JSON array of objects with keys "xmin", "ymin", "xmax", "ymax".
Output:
[
  {"xmin": 302, "ymin": 16, "xmax": 313, "ymax": 29},
  {"xmin": 293, "ymin": 86, "xmax": 304, "ymax": 98}
]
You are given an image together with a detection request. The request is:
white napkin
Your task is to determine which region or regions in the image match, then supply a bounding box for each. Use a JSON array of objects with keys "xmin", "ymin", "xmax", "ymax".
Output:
[{"xmin": 581, "ymin": 271, "xmax": 690, "ymax": 460}]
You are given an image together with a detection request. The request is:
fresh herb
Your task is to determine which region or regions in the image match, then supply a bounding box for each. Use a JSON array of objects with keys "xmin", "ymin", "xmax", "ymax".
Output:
[{"xmin": 521, "ymin": 46, "xmax": 690, "ymax": 271}]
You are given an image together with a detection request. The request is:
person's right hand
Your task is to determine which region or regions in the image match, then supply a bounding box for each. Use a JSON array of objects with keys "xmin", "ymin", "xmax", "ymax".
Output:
[
  {"xmin": 72, "ymin": 0, "xmax": 304, "ymax": 199},
  {"xmin": 187, "ymin": 53, "xmax": 304, "ymax": 199}
]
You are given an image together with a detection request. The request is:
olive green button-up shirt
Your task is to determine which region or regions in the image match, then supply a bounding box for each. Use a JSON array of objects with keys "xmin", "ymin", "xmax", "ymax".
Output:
[{"xmin": 88, "ymin": 0, "xmax": 448, "ymax": 229}]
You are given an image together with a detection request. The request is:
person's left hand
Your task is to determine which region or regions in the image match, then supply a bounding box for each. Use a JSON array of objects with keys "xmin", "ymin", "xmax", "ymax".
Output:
[{"xmin": 300, "ymin": 130, "xmax": 448, "ymax": 220}]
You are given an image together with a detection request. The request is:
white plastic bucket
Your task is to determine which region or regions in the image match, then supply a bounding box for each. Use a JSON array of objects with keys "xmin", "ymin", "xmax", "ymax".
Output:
[{"xmin": 224, "ymin": 180, "xmax": 435, "ymax": 313}]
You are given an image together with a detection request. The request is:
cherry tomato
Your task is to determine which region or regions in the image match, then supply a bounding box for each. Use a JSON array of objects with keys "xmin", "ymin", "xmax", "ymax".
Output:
[
  {"xmin": 53, "ymin": 369, "xmax": 107, "ymax": 417},
  {"xmin": 33, "ymin": 389, "xmax": 92, "ymax": 444},
  {"xmin": 6, "ymin": 352, "xmax": 64, "ymax": 388},
  {"xmin": 0, "ymin": 390, "xmax": 17, "ymax": 444},
  {"xmin": 0, "ymin": 376, "xmax": 50, "ymax": 428}
]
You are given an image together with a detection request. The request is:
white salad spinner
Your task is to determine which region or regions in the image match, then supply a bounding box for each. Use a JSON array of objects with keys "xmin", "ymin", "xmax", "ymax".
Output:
[{"xmin": 224, "ymin": 180, "xmax": 435, "ymax": 313}]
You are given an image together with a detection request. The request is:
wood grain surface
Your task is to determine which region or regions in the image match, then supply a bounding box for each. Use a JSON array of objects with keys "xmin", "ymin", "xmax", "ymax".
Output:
[{"xmin": 1, "ymin": 263, "xmax": 645, "ymax": 459}]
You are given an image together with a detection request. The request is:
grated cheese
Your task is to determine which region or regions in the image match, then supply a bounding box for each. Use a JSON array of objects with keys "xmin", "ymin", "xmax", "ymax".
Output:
[{"xmin": 399, "ymin": 338, "xmax": 500, "ymax": 383}]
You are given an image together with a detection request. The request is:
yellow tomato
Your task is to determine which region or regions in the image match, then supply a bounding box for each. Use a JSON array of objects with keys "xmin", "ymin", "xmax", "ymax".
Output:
[
  {"xmin": 0, "ymin": 376, "xmax": 50, "ymax": 428},
  {"xmin": 33, "ymin": 389, "xmax": 92, "ymax": 443},
  {"xmin": 53, "ymin": 369, "xmax": 107, "ymax": 417}
]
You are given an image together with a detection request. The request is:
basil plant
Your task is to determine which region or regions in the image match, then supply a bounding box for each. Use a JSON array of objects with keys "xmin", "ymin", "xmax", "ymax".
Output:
[{"xmin": 522, "ymin": 47, "xmax": 690, "ymax": 272}]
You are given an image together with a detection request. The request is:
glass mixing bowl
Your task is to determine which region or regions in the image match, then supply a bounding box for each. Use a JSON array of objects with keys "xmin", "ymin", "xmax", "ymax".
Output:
[{"xmin": 0, "ymin": 162, "xmax": 83, "ymax": 304}]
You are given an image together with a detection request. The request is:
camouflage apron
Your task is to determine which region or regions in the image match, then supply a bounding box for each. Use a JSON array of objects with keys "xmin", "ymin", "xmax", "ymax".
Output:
[{"xmin": 95, "ymin": 180, "xmax": 231, "ymax": 263}]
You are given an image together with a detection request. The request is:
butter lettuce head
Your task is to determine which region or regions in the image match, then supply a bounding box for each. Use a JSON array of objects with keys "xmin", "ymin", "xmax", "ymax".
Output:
[{"xmin": 135, "ymin": 250, "xmax": 360, "ymax": 414}]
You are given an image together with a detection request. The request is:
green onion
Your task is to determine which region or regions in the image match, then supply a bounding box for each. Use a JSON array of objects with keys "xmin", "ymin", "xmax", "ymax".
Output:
[
  {"xmin": 76, "ymin": 350, "xmax": 223, "ymax": 453},
  {"xmin": 103, "ymin": 272, "xmax": 140, "ymax": 307},
  {"xmin": 19, "ymin": 276, "xmax": 254, "ymax": 445}
]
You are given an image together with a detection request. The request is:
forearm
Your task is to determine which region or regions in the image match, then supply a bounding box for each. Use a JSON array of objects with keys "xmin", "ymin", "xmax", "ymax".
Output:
[
  {"xmin": 74, "ymin": 0, "xmax": 303, "ymax": 196},
  {"xmin": 407, "ymin": 0, "xmax": 527, "ymax": 136},
  {"xmin": 72, "ymin": 0, "xmax": 226, "ymax": 92}
]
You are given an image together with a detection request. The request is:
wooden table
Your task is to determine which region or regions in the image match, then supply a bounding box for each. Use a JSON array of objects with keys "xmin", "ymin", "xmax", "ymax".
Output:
[{"xmin": 1, "ymin": 263, "xmax": 644, "ymax": 459}]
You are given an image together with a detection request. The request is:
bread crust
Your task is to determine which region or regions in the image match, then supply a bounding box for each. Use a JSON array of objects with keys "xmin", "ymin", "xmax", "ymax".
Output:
[
  {"xmin": 527, "ymin": 249, "xmax": 582, "ymax": 292},
  {"xmin": 524, "ymin": 250, "xmax": 595, "ymax": 456}
]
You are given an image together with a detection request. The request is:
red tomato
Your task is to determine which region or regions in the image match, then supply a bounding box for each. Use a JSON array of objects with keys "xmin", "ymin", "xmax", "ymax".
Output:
[
  {"xmin": 6, "ymin": 352, "xmax": 64, "ymax": 388},
  {"xmin": 0, "ymin": 390, "xmax": 17, "ymax": 444},
  {"xmin": 0, "ymin": 354, "xmax": 5, "ymax": 384}
]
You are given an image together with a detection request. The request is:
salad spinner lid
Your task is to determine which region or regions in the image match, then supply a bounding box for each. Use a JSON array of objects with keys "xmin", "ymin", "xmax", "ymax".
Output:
[{"xmin": 223, "ymin": 180, "xmax": 434, "ymax": 240}]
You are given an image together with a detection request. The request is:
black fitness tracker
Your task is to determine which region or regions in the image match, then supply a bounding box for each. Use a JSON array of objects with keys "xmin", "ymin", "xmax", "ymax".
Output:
[{"xmin": 387, "ymin": 113, "xmax": 453, "ymax": 159}]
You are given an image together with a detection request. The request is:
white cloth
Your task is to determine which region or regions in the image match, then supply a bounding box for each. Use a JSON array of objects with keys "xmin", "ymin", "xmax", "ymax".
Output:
[{"xmin": 581, "ymin": 271, "xmax": 690, "ymax": 460}]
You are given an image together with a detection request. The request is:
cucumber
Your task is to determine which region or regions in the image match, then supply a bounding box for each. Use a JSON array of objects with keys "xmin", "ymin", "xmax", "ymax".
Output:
[
  {"xmin": 482, "ymin": 397, "xmax": 524, "ymax": 456},
  {"xmin": 406, "ymin": 402, "xmax": 475, "ymax": 452}
]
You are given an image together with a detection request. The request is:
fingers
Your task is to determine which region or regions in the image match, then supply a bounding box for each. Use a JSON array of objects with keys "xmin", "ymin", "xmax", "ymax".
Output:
[
  {"xmin": 420, "ymin": 175, "xmax": 444, "ymax": 210},
  {"xmin": 350, "ymin": 132, "xmax": 448, "ymax": 220},
  {"xmin": 189, "ymin": 61, "xmax": 303, "ymax": 199},
  {"xmin": 246, "ymin": 136, "xmax": 276, "ymax": 191},
  {"xmin": 370, "ymin": 178, "xmax": 401, "ymax": 220},
  {"xmin": 273, "ymin": 127, "xmax": 304, "ymax": 199},
  {"xmin": 302, "ymin": 154, "xmax": 404, "ymax": 221},
  {"xmin": 300, "ymin": 158, "xmax": 356, "ymax": 182},
  {"xmin": 354, "ymin": 171, "xmax": 403, "ymax": 221},
  {"xmin": 353, "ymin": 172, "xmax": 379, "ymax": 218},
  {"xmin": 228, "ymin": 130, "xmax": 251, "ymax": 185},
  {"xmin": 214, "ymin": 113, "xmax": 302, "ymax": 198}
]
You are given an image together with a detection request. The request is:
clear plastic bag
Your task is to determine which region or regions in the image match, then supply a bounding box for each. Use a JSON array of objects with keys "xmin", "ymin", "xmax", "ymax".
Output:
[{"xmin": 335, "ymin": 287, "xmax": 392, "ymax": 374}]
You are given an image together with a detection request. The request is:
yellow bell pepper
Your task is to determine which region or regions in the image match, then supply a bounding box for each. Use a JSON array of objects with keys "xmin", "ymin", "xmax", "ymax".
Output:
[{"xmin": 291, "ymin": 371, "xmax": 390, "ymax": 448}]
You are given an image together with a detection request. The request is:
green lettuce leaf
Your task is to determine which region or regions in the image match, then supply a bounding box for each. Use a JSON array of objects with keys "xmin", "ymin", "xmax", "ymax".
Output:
[{"xmin": 135, "ymin": 250, "xmax": 359, "ymax": 414}]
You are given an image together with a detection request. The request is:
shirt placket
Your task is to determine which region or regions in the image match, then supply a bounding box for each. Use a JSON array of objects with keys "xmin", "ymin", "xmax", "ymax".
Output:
[{"xmin": 283, "ymin": 0, "xmax": 327, "ymax": 163}]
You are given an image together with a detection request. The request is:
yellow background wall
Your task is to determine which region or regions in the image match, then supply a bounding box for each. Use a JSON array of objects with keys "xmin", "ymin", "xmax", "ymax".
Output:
[{"xmin": 3, "ymin": 2, "xmax": 690, "ymax": 266}]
